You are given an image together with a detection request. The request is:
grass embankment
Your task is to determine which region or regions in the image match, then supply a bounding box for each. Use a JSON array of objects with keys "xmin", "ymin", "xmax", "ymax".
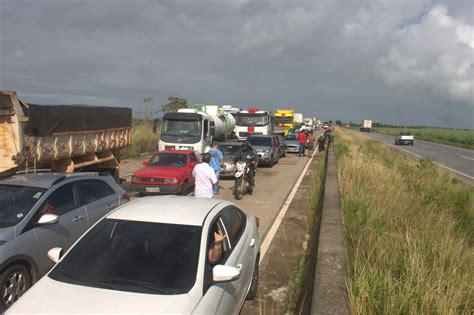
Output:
[
  {"xmin": 282, "ymin": 155, "xmax": 326, "ymax": 313},
  {"xmin": 373, "ymin": 127, "xmax": 474, "ymax": 149},
  {"xmin": 335, "ymin": 130, "xmax": 473, "ymax": 314},
  {"xmin": 122, "ymin": 119, "xmax": 159, "ymax": 159}
]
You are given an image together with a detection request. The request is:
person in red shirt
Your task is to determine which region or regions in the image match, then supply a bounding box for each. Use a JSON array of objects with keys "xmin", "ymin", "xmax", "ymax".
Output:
[{"xmin": 297, "ymin": 130, "xmax": 307, "ymax": 157}]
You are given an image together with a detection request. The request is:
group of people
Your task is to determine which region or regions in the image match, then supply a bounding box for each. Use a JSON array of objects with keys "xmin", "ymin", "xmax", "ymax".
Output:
[{"xmin": 297, "ymin": 120, "xmax": 336, "ymax": 158}]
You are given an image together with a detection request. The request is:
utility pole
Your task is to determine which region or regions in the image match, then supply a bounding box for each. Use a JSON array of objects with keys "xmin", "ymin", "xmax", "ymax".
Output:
[{"xmin": 144, "ymin": 97, "xmax": 154, "ymax": 121}]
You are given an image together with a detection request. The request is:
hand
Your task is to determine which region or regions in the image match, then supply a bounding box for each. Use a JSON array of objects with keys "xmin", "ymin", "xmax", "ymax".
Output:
[{"xmin": 214, "ymin": 231, "xmax": 227, "ymax": 244}]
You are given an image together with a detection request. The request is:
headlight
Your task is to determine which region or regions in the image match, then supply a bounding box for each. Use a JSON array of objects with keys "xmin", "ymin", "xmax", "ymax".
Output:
[{"xmin": 164, "ymin": 178, "xmax": 178, "ymax": 184}]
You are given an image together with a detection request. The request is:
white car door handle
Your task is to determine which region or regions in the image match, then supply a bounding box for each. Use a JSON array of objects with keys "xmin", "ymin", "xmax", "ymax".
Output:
[{"xmin": 249, "ymin": 238, "xmax": 256, "ymax": 247}]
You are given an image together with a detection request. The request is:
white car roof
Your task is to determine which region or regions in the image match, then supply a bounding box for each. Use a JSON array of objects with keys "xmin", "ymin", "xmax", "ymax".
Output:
[{"xmin": 106, "ymin": 195, "xmax": 224, "ymax": 226}]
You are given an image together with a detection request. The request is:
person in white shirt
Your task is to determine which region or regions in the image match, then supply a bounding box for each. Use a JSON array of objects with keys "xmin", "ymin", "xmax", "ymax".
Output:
[{"xmin": 193, "ymin": 153, "xmax": 218, "ymax": 198}]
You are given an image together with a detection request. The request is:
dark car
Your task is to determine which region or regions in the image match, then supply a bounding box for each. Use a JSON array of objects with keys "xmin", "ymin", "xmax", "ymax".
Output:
[
  {"xmin": 247, "ymin": 135, "xmax": 279, "ymax": 167},
  {"xmin": 273, "ymin": 135, "xmax": 287, "ymax": 158},
  {"xmin": 218, "ymin": 142, "xmax": 258, "ymax": 178}
]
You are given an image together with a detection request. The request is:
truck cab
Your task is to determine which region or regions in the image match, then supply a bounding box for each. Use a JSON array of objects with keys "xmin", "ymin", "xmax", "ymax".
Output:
[
  {"xmin": 234, "ymin": 108, "xmax": 272, "ymax": 141},
  {"xmin": 273, "ymin": 109, "xmax": 295, "ymax": 136}
]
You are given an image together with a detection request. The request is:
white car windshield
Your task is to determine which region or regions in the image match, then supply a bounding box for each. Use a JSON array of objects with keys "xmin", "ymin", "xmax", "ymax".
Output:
[
  {"xmin": 0, "ymin": 185, "xmax": 46, "ymax": 228},
  {"xmin": 49, "ymin": 219, "xmax": 202, "ymax": 295}
]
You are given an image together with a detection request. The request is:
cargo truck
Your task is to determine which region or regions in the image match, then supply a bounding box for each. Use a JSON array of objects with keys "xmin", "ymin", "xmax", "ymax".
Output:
[
  {"xmin": 234, "ymin": 108, "xmax": 272, "ymax": 141},
  {"xmin": 0, "ymin": 91, "xmax": 132, "ymax": 179},
  {"xmin": 273, "ymin": 109, "xmax": 295, "ymax": 136},
  {"xmin": 293, "ymin": 113, "xmax": 304, "ymax": 127},
  {"xmin": 158, "ymin": 104, "xmax": 236, "ymax": 153},
  {"xmin": 360, "ymin": 120, "xmax": 373, "ymax": 132}
]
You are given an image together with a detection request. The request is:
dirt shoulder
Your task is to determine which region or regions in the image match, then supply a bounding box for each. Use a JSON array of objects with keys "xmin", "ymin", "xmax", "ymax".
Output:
[{"xmin": 242, "ymin": 156, "xmax": 322, "ymax": 314}]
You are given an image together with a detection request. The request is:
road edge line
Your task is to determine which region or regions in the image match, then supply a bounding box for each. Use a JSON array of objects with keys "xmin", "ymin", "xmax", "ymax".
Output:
[{"xmin": 259, "ymin": 152, "xmax": 315, "ymax": 264}]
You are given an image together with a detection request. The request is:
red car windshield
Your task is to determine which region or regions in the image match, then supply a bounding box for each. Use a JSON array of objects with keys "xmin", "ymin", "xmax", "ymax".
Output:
[{"xmin": 149, "ymin": 154, "xmax": 187, "ymax": 168}]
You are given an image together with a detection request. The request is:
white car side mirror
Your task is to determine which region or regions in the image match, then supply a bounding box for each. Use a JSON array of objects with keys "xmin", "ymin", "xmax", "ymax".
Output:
[
  {"xmin": 212, "ymin": 265, "xmax": 241, "ymax": 282},
  {"xmin": 37, "ymin": 213, "xmax": 59, "ymax": 225},
  {"xmin": 47, "ymin": 247, "xmax": 63, "ymax": 263}
]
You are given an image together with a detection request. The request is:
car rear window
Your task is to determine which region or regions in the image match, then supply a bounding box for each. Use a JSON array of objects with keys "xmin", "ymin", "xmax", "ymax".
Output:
[
  {"xmin": 49, "ymin": 219, "xmax": 202, "ymax": 295},
  {"xmin": 0, "ymin": 185, "xmax": 46, "ymax": 227},
  {"xmin": 247, "ymin": 137, "xmax": 271, "ymax": 147}
]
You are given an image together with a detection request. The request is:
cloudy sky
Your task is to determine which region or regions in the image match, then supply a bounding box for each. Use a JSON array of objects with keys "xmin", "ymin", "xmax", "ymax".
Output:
[{"xmin": 0, "ymin": 0, "xmax": 473, "ymax": 128}]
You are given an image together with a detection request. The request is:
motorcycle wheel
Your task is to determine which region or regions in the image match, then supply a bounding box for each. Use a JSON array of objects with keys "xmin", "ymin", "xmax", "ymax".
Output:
[{"xmin": 234, "ymin": 177, "xmax": 243, "ymax": 200}]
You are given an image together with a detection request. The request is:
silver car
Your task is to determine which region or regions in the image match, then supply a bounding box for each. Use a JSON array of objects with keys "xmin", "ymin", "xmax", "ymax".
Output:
[
  {"xmin": 285, "ymin": 133, "xmax": 300, "ymax": 153},
  {"xmin": 218, "ymin": 142, "xmax": 258, "ymax": 178},
  {"xmin": 0, "ymin": 171, "xmax": 128, "ymax": 311},
  {"xmin": 247, "ymin": 135, "xmax": 279, "ymax": 167},
  {"xmin": 7, "ymin": 196, "xmax": 261, "ymax": 315}
]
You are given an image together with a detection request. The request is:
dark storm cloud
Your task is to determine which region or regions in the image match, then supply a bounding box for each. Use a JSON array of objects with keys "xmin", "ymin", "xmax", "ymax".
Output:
[{"xmin": 0, "ymin": 0, "xmax": 472, "ymax": 128}]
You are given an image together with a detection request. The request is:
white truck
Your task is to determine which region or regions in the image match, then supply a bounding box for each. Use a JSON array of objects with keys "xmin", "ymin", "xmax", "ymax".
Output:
[
  {"xmin": 360, "ymin": 120, "xmax": 373, "ymax": 132},
  {"xmin": 234, "ymin": 108, "xmax": 272, "ymax": 141},
  {"xmin": 220, "ymin": 105, "xmax": 240, "ymax": 117},
  {"xmin": 0, "ymin": 91, "xmax": 132, "ymax": 178},
  {"xmin": 294, "ymin": 113, "xmax": 304, "ymax": 126},
  {"xmin": 301, "ymin": 118, "xmax": 315, "ymax": 131},
  {"xmin": 158, "ymin": 104, "xmax": 236, "ymax": 153}
]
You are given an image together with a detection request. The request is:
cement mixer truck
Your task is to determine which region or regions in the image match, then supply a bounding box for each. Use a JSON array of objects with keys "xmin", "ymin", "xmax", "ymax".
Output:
[
  {"xmin": 158, "ymin": 104, "xmax": 236, "ymax": 153},
  {"xmin": 0, "ymin": 90, "xmax": 132, "ymax": 179}
]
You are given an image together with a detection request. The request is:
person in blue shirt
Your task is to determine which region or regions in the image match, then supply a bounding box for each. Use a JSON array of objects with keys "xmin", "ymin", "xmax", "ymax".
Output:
[{"xmin": 208, "ymin": 141, "xmax": 224, "ymax": 194}]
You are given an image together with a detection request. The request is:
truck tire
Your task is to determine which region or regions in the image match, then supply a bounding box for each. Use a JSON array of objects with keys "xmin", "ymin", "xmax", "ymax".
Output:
[{"xmin": 0, "ymin": 264, "xmax": 31, "ymax": 312}]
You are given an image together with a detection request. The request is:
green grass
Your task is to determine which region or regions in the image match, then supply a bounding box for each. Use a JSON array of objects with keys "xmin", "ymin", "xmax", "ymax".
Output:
[
  {"xmin": 373, "ymin": 127, "xmax": 474, "ymax": 149},
  {"xmin": 335, "ymin": 130, "xmax": 473, "ymax": 314},
  {"xmin": 121, "ymin": 119, "xmax": 159, "ymax": 159}
]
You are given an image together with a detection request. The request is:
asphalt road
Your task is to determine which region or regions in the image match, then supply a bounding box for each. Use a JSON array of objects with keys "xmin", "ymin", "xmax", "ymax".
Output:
[
  {"xmin": 364, "ymin": 132, "xmax": 474, "ymax": 182},
  {"xmin": 120, "ymin": 152, "xmax": 312, "ymax": 238}
]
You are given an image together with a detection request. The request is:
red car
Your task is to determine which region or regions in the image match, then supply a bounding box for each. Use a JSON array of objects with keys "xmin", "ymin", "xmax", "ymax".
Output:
[{"xmin": 131, "ymin": 150, "xmax": 199, "ymax": 195}]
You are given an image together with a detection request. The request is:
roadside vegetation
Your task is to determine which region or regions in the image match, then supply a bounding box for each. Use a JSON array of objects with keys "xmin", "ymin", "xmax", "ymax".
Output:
[
  {"xmin": 121, "ymin": 119, "xmax": 159, "ymax": 159},
  {"xmin": 373, "ymin": 127, "xmax": 474, "ymax": 149},
  {"xmin": 335, "ymin": 129, "xmax": 473, "ymax": 314},
  {"xmin": 281, "ymin": 155, "xmax": 326, "ymax": 313}
]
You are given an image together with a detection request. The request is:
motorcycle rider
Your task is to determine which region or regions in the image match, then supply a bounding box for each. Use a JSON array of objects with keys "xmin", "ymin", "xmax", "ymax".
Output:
[{"xmin": 233, "ymin": 141, "xmax": 257, "ymax": 194}]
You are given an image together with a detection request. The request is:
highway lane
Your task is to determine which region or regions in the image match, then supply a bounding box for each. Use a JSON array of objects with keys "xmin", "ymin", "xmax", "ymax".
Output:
[
  {"xmin": 363, "ymin": 132, "xmax": 474, "ymax": 181},
  {"xmin": 120, "ymin": 152, "xmax": 313, "ymax": 238}
]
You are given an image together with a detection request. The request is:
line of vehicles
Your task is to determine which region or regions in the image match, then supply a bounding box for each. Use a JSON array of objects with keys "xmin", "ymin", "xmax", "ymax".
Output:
[{"xmin": 0, "ymin": 91, "xmax": 322, "ymax": 313}]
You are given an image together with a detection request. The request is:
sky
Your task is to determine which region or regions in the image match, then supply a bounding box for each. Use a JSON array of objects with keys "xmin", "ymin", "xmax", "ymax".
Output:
[{"xmin": 0, "ymin": 0, "xmax": 473, "ymax": 128}]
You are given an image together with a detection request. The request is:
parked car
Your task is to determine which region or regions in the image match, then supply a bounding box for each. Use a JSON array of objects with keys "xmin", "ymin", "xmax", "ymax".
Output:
[
  {"xmin": 131, "ymin": 150, "xmax": 199, "ymax": 195},
  {"xmin": 247, "ymin": 135, "xmax": 279, "ymax": 167},
  {"xmin": 285, "ymin": 133, "xmax": 300, "ymax": 153},
  {"xmin": 273, "ymin": 135, "xmax": 287, "ymax": 158},
  {"xmin": 0, "ymin": 171, "xmax": 128, "ymax": 312},
  {"xmin": 7, "ymin": 196, "xmax": 261, "ymax": 315},
  {"xmin": 395, "ymin": 132, "xmax": 415, "ymax": 145},
  {"xmin": 218, "ymin": 142, "xmax": 257, "ymax": 178}
]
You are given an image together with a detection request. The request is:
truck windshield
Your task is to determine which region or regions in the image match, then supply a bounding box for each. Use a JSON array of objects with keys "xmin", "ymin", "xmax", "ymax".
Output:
[
  {"xmin": 236, "ymin": 114, "xmax": 269, "ymax": 126},
  {"xmin": 49, "ymin": 219, "xmax": 202, "ymax": 295},
  {"xmin": 161, "ymin": 119, "xmax": 202, "ymax": 137},
  {"xmin": 247, "ymin": 137, "xmax": 272, "ymax": 147},
  {"xmin": 0, "ymin": 185, "xmax": 47, "ymax": 228},
  {"xmin": 149, "ymin": 153, "xmax": 187, "ymax": 167},
  {"xmin": 274, "ymin": 116, "xmax": 293, "ymax": 125}
]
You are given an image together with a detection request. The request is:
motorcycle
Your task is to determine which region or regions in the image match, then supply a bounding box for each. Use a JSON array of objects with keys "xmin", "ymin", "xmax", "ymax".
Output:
[{"xmin": 234, "ymin": 161, "xmax": 252, "ymax": 200}]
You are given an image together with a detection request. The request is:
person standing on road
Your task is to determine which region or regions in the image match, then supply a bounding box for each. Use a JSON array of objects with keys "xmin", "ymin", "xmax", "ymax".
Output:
[
  {"xmin": 328, "ymin": 120, "xmax": 336, "ymax": 150},
  {"xmin": 192, "ymin": 153, "xmax": 217, "ymax": 198},
  {"xmin": 208, "ymin": 141, "xmax": 224, "ymax": 195},
  {"xmin": 307, "ymin": 131, "xmax": 315, "ymax": 157},
  {"xmin": 297, "ymin": 130, "xmax": 307, "ymax": 157}
]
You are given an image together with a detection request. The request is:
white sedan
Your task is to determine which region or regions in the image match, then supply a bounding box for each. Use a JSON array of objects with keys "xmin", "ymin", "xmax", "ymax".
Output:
[{"xmin": 7, "ymin": 196, "xmax": 261, "ymax": 314}]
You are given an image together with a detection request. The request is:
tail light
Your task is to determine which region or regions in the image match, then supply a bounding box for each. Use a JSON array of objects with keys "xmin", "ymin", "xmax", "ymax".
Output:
[
  {"xmin": 121, "ymin": 193, "xmax": 130, "ymax": 202},
  {"xmin": 256, "ymin": 216, "xmax": 260, "ymax": 228}
]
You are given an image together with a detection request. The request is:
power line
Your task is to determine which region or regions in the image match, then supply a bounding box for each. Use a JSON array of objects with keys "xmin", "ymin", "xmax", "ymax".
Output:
[{"xmin": 0, "ymin": 72, "xmax": 179, "ymax": 95}]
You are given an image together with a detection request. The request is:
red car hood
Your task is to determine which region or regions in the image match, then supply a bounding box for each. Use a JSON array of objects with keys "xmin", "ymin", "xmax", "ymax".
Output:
[{"xmin": 133, "ymin": 166, "xmax": 186, "ymax": 178}]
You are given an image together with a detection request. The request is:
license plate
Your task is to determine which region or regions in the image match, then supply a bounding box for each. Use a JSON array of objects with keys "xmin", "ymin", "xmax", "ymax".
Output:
[{"xmin": 146, "ymin": 187, "xmax": 160, "ymax": 193}]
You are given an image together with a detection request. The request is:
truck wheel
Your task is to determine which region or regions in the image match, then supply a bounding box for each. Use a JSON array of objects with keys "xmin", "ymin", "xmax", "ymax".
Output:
[{"xmin": 0, "ymin": 264, "xmax": 31, "ymax": 312}]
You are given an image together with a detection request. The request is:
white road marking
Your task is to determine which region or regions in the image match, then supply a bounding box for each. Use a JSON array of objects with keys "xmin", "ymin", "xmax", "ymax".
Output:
[
  {"xmin": 421, "ymin": 145, "xmax": 431, "ymax": 148},
  {"xmin": 459, "ymin": 155, "xmax": 474, "ymax": 161},
  {"xmin": 259, "ymin": 151, "xmax": 316, "ymax": 264}
]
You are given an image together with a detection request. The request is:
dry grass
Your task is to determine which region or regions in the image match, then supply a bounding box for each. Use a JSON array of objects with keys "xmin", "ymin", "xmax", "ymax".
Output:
[
  {"xmin": 335, "ymin": 129, "xmax": 473, "ymax": 314},
  {"xmin": 121, "ymin": 119, "xmax": 159, "ymax": 159}
]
